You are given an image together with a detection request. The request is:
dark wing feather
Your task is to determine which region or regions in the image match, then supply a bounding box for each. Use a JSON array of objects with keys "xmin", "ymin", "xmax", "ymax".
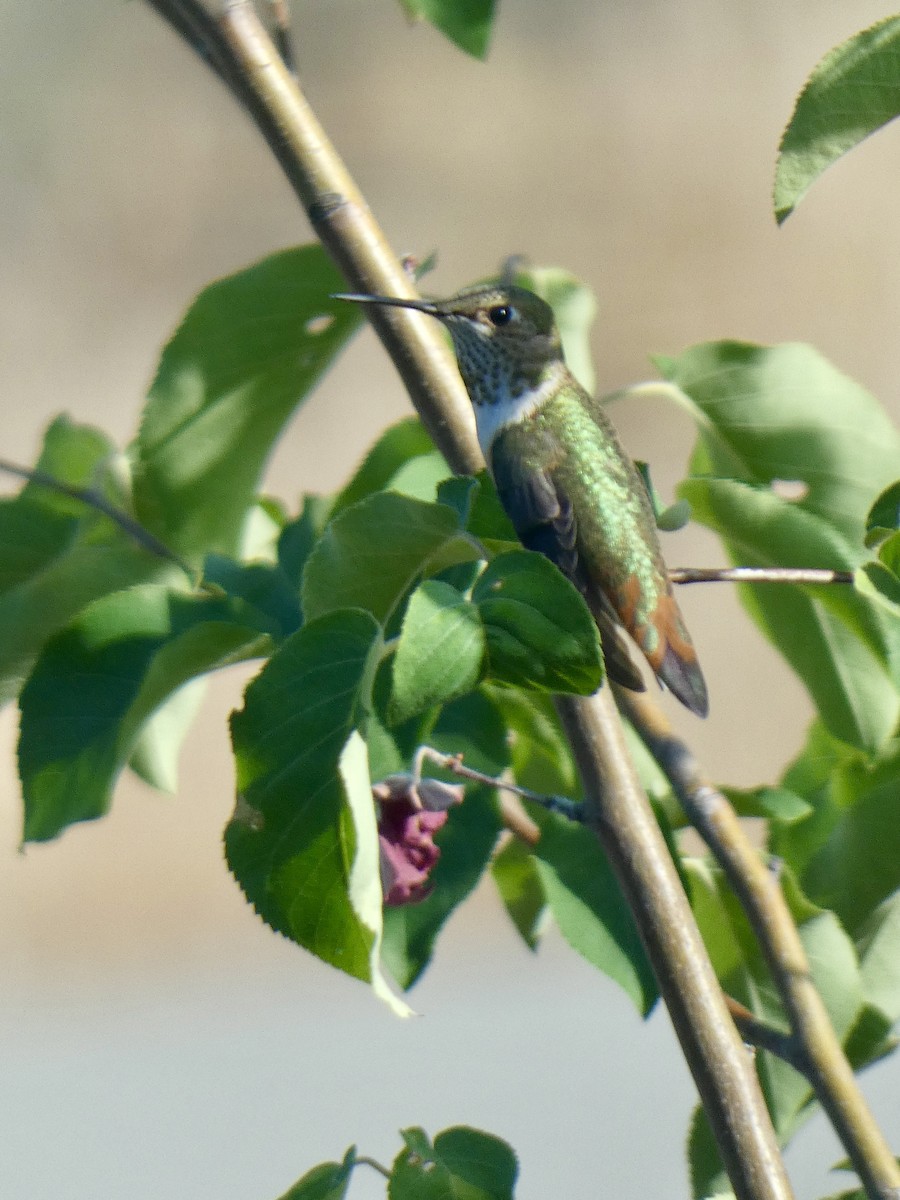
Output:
[{"xmin": 490, "ymin": 426, "xmax": 646, "ymax": 693}]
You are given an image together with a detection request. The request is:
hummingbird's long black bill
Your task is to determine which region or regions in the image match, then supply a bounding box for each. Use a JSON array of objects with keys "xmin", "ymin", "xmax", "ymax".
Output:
[{"xmin": 332, "ymin": 292, "xmax": 441, "ymax": 316}]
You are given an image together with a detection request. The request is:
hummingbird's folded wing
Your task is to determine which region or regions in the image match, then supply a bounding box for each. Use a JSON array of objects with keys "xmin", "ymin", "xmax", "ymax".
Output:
[{"xmin": 489, "ymin": 423, "xmax": 646, "ymax": 693}]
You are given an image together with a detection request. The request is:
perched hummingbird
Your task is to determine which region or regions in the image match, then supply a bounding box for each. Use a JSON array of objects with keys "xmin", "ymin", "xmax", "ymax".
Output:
[{"xmin": 335, "ymin": 284, "xmax": 709, "ymax": 717}]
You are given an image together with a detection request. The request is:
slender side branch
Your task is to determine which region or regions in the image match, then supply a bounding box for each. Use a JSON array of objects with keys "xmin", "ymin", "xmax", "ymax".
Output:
[
  {"xmin": 671, "ymin": 566, "xmax": 854, "ymax": 586},
  {"xmin": 146, "ymin": 6, "xmax": 795, "ymax": 1197},
  {"xmin": 616, "ymin": 685, "xmax": 900, "ymax": 1200},
  {"xmin": 0, "ymin": 458, "xmax": 191, "ymax": 576}
]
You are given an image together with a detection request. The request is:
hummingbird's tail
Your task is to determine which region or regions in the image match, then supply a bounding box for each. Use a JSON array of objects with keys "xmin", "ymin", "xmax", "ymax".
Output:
[
  {"xmin": 642, "ymin": 593, "xmax": 709, "ymax": 718},
  {"xmin": 592, "ymin": 588, "xmax": 709, "ymax": 717}
]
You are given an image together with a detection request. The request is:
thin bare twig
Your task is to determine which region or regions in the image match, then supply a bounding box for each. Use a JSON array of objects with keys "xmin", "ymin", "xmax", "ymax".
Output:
[
  {"xmin": 671, "ymin": 566, "xmax": 854, "ymax": 586},
  {"xmin": 616, "ymin": 684, "xmax": 900, "ymax": 1200},
  {"xmin": 413, "ymin": 746, "xmax": 583, "ymax": 822},
  {"xmin": 0, "ymin": 457, "xmax": 191, "ymax": 576}
]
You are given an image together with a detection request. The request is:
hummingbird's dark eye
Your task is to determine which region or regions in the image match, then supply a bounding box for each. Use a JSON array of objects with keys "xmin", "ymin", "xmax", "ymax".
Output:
[{"xmin": 488, "ymin": 305, "xmax": 514, "ymax": 327}]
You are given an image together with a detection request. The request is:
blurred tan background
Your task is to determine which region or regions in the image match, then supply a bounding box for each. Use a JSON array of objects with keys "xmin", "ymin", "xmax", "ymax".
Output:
[{"xmin": 2, "ymin": 2, "xmax": 899, "ymax": 1198}]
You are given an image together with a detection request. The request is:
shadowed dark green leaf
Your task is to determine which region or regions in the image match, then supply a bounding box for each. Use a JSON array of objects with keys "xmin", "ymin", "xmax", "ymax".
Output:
[
  {"xmin": 661, "ymin": 341, "xmax": 900, "ymax": 751},
  {"xmin": 472, "ymin": 550, "xmax": 603, "ymax": 694},
  {"xmin": 302, "ymin": 492, "xmax": 478, "ymax": 624},
  {"xmin": 134, "ymin": 245, "xmax": 361, "ymax": 560},
  {"xmin": 390, "ymin": 1126, "xmax": 517, "ymax": 1200},
  {"xmin": 532, "ymin": 809, "xmax": 657, "ymax": 1014},
  {"xmin": 491, "ymin": 838, "xmax": 548, "ymax": 950},
  {"xmin": 855, "ymin": 556, "xmax": 900, "ymax": 620},
  {"xmin": 437, "ymin": 471, "xmax": 519, "ymax": 552},
  {"xmin": 227, "ymin": 611, "xmax": 408, "ymax": 1013},
  {"xmin": 865, "ymin": 480, "xmax": 900, "ymax": 548},
  {"xmin": 19, "ymin": 585, "xmax": 274, "ymax": 841},
  {"xmin": 389, "ymin": 579, "xmax": 485, "ymax": 723},
  {"xmin": 0, "ymin": 417, "xmax": 169, "ymax": 704},
  {"xmin": 399, "ymin": 0, "xmax": 497, "ymax": 59},
  {"xmin": 775, "ymin": 16, "xmax": 900, "ymax": 224}
]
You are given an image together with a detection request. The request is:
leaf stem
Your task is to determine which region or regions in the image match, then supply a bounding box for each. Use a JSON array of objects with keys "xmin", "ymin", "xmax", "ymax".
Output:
[
  {"xmin": 616, "ymin": 684, "xmax": 900, "ymax": 1200},
  {"xmin": 356, "ymin": 1156, "xmax": 391, "ymax": 1179}
]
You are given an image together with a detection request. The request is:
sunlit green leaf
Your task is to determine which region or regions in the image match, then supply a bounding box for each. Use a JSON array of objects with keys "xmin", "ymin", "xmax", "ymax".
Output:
[
  {"xmin": 227, "ymin": 611, "xmax": 409, "ymax": 1013},
  {"xmin": 775, "ymin": 16, "xmax": 900, "ymax": 223},
  {"xmin": 662, "ymin": 341, "xmax": 900, "ymax": 751},
  {"xmin": 333, "ymin": 418, "xmax": 441, "ymax": 515},
  {"xmin": 389, "ymin": 580, "xmax": 484, "ymax": 723},
  {"xmin": 302, "ymin": 492, "xmax": 477, "ymax": 624},
  {"xmin": 491, "ymin": 838, "xmax": 548, "ymax": 950},
  {"xmin": 134, "ymin": 245, "xmax": 361, "ymax": 560}
]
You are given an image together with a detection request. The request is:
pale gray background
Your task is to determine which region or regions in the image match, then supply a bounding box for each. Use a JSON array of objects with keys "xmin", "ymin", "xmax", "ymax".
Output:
[{"xmin": 2, "ymin": 3, "xmax": 899, "ymax": 1198}]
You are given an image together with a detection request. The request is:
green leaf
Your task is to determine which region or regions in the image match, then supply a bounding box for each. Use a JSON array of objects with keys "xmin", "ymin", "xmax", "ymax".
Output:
[
  {"xmin": 278, "ymin": 495, "xmax": 333, "ymax": 588},
  {"xmin": 472, "ymin": 550, "xmax": 604, "ymax": 694},
  {"xmin": 389, "ymin": 579, "xmax": 485, "ymax": 723},
  {"xmin": 774, "ymin": 735, "xmax": 900, "ymax": 935},
  {"xmin": 381, "ymin": 691, "xmax": 507, "ymax": 988},
  {"xmin": 857, "ymin": 890, "xmax": 900, "ymax": 1026},
  {"xmin": 774, "ymin": 16, "xmax": 900, "ymax": 224},
  {"xmin": 688, "ymin": 1104, "xmax": 729, "ymax": 1200},
  {"xmin": 227, "ymin": 611, "xmax": 409, "ymax": 1014},
  {"xmin": 491, "ymin": 838, "xmax": 547, "ymax": 950},
  {"xmin": 333, "ymin": 418, "xmax": 440, "ymax": 514},
  {"xmin": 487, "ymin": 687, "xmax": 580, "ymax": 801},
  {"xmin": 687, "ymin": 856, "xmax": 866, "ymax": 1141},
  {"xmin": 277, "ymin": 1147, "xmax": 357, "ymax": 1200},
  {"xmin": 532, "ymin": 810, "xmax": 658, "ymax": 1014},
  {"xmin": 134, "ymin": 245, "xmax": 361, "ymax": 561},
  {"xmin": 864, "ymin": 480, "xmax": 900, "ymax": 548},
  {"xmin": 437, "ymin": 472, "xmax": 519, "ymax": 551},
  {"xmin": 855, "ymin": 559, "xmax": 900, "ymax": 620},
  {"xmin": 203, "ymin": 554, "xmax": 302, "ymax": 641},
  {"xmin": 399, "ymin": 0, "xmax": 497, "ymax": 60},
  {"xmin": 302, "ymin": 492, "xmax": 478, "ymax": 625},
  {"xmin": 128, "ymin": 676, "xmax": 207, "ymax": 792},
  {"xmin": 661, "ymin": 341, "xmax": 900, "ymax": 751},
  {"xmin": 0, "ymin": 417, "xmax": 167, "ymax": 704},
  {"xmin": 390, "ymin": 1127, "xmax": 517, "ymax": 1200},
  {"xmin": 19, "ymin": 585, "xmax": 273, "ymax": 841}
]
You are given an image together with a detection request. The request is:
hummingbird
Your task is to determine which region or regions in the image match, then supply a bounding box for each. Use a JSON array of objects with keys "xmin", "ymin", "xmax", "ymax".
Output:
[{"xmin": 335, "ymin": 283, "xmax": 708, "ymax": 717}]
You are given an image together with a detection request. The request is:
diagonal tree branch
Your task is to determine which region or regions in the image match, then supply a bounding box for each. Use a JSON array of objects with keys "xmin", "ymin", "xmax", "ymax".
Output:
[
  {"xmin": 136, "ymin": 6, "xmax": 801, "ymax": 1197},
  {"xmin": 616, "ymin": 684, "xmax": 900, "ymax": 1200}
]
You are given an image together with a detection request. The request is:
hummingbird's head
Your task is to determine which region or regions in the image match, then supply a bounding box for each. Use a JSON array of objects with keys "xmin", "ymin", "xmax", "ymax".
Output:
[
  {"xmin": 333, "ymin": 283, "xmax": 565, "ymax": 412},
  {"xmin": 428, "ymin": 284, "xmax": 563, "ymax": 405}
]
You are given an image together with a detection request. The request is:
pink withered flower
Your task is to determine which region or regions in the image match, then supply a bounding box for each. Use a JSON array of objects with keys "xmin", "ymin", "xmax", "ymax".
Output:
[{"xmin": 372, "ymin": 774, "xmax": 464, "ymax": 906}]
